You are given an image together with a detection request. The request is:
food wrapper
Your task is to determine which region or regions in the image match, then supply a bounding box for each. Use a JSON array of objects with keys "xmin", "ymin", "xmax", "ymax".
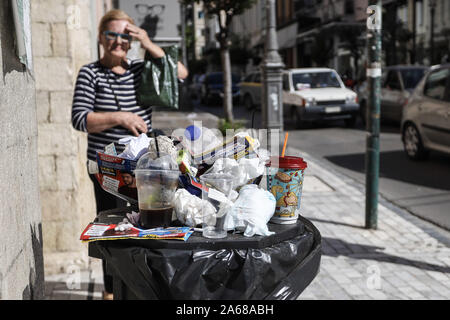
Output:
[{"xmin": 177, "ymin": 149, "xmax": 198, "ymax": 176}]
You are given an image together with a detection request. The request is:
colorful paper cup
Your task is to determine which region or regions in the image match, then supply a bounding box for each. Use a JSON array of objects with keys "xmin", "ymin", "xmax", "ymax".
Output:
[{"xmin": 265, "ymin": 156, "xmax": 307, "ymax": 224}]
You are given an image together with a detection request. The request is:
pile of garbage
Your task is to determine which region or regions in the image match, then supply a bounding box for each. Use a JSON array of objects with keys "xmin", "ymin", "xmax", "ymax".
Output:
[{"xmin": 90, "ymin": 126, "xmax": 278, "ymax": 238}]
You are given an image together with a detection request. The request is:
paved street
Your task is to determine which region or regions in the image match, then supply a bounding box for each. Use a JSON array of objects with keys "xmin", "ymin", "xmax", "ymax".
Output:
[{"xmin": 296, "ymin": 147, "xmax": 450, "ymax": 299}]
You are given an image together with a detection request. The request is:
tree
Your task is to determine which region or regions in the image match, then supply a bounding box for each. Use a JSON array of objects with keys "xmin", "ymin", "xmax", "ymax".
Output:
[{"xmin": 181, "ymin": 0, "xmax": 257, "ymax": 122}]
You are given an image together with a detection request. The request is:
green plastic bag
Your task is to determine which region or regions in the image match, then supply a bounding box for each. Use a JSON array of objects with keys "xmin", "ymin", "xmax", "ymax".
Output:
[{"xmin": 137, "ymin": 45, "xmax": 179, "ymax": 109}]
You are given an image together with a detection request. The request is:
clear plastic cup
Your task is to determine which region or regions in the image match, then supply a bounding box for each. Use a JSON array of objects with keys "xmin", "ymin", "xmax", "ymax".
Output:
[
  {"xmin": 134, "ymin": 151, "xmax": 179, "ymax": 229},
  {"xmin": 200, "ymin": 173, "xmax": 236, "ymax": 239},
  {"xmin": 134, "ymin": 169, "xmax": 179, "ymax": 228}
]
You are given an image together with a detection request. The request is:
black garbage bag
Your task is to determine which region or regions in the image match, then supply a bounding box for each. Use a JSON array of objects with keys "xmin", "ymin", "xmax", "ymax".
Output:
[{"xmin": 95, "ymin": 218, "xmax": 321, "ymax": 300}]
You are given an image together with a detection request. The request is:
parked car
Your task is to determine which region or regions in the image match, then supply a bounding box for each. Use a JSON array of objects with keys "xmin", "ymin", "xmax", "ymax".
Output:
[
  {"xmin": 239, "ymin": 71, "xmax": 262, "ymax": 109},
  {"xmin": 200, "ymin": 72, "xmax": 241, "ymax": 105},
  {"xmin": 188, "ymin": 73, "xmax": 205, "ymax": 99},
  {"xmin": 358, "ymin": 65, "xmax": 429, "ymax": 124},
  {"xmin": 282, "ymin": 68, "xmax": 359, "ymax": 127},
  {"xmin": 401, "ymin": 64, "xmax": 450, "ymax": 160}
]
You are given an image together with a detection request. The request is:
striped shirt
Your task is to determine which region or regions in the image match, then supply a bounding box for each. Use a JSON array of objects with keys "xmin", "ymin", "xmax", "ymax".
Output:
[{"xmin": 71, "ymin": 58, "xmax": 152, "ymax": 161}]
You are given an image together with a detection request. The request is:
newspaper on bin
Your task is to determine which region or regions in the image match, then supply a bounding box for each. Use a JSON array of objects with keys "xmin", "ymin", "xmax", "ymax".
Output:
[
  {"xmin": 95, "ymin": 151, "xmax": 138, "ymax": 205},
  {"xmin": 80, "ymin": 223, "xmax": 193, "ymax": 242}
]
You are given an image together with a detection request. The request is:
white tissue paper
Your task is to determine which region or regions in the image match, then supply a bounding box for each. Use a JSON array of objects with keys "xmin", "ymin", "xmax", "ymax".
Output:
[
  {"xmin": 224, "ymin": 184, "xmax": 276, "ymax": 237},
  {"xmin": 173, "ymin": 189, "xmax": 216, "ymax": 227},
  {"xmin": 206, "ymin": 157, "xmax": 265, "ymax": 188},
  {"xmin": 117, "ymin": 133, "xmax": 150, "ymax": 160}
]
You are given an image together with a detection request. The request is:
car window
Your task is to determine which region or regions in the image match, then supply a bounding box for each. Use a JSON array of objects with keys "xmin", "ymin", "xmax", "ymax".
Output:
[
  {"xmin": 384, "ymin": 70, "xmax": 402, "ymax": 90},
  {"xmin": 424, "ymin": 68, "xmax": 450, "ymax": 101},
  {"xmin": 206, "ymin": 73, "xmax": 240, "ymax": 84},
  {"xmin": 400, "ymin": 68, "xmax": 426, "ymax": 89},
  {"xmin": 254, "ymin": 73, "xmax": 261, "ymax": 83},
  {"xmin": 291, "ymin": 72, "xmax": 341, "ymax": 89}
]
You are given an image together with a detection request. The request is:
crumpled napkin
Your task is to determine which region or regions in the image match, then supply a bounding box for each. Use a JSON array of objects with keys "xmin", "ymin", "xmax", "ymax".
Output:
[
  {"xmin": 117, "ymin": 133, "xmax": 150, "ymax": 160},
  {"xmin": 173, "ymin": 189, "xmax": 216, "ymax": 227},
  {"xmin": 206, "ymin": 157, "xmax": 265, "ymax": 188}
]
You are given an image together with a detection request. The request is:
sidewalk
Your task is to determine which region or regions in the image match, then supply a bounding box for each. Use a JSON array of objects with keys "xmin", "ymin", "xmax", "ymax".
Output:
[
  {"xmin": 44, "ymin": 147, "xmax": 450, "ymax": 300},
  {"xmin": 296, "ymin": 147, "xmax": 450, "ymax": 300}
]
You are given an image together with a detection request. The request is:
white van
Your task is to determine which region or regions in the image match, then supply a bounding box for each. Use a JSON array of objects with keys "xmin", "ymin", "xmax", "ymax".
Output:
[{"xmin": 282, "ymin": 68, "xmax": 359, "ymax": 127}]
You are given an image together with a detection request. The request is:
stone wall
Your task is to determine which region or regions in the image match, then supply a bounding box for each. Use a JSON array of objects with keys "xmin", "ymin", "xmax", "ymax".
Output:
[
  {"xmin": 31, "ymin": 0, "xmax": 99, "ymax": 275},
  {"xmin": 0, "ymin": 1, "xmax": 44, "ymax": 299}
]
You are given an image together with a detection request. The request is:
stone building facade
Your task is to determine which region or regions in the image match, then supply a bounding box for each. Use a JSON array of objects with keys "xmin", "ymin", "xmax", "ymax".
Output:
[
  {"xmin": 0, "ymin": 0, "xmax": 44, "ymax": 299},
  {"xmin": 31, "ymin": 0, "xmax": 113, "ymax": 275}
]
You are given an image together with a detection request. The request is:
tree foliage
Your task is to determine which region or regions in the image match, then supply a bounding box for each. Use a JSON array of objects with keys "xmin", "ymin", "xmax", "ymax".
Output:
[
  {"xmin": 181, "ymin": 0, "xmax": 257, "ymax": 122},
  {"xmin": 182, "ymin": 0, "xmax": 257, "ymax": 46}
]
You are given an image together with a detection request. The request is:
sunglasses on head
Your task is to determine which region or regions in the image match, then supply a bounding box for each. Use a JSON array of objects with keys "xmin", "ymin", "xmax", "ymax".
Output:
[{"xmin": 103, "ymin": 31, "xmax": 132, "ymax": 42}]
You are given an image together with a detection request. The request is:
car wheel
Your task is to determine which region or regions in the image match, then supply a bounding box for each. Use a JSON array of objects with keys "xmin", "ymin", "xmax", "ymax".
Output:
[
  {"xmin": 244, "ymin": 95, "xmax": 254, "ymax": 110},
  {"xmin": 402, "ymin": 123, "xmax": 429, "ymax": 161}
]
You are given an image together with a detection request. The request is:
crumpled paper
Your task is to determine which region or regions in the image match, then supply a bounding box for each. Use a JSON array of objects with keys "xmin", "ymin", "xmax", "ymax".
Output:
[
  {"xmin": 224, "ymin": 184, "xmax": 276, "ymax": 237},
  {"xmin": 117, "ymin": 133, "xmax": 150, "ymax": 160},
  {"xmin": 173, "ymin": 189, "xmax": 216, "ymax": 227},
  {"xmin": 206, "ymin": 157, "xmax": 265, "ymax": 188}
]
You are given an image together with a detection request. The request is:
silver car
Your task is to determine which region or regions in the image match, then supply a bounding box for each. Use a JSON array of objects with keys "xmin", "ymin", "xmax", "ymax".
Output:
[
  {"xmin": 239, "ymin": 71, "xmax": 262, "ymax": 109},
  {"xmin": 401, "ymin": 64, "xmax": 450, "ymax": 160},
  {"xmin": 359, "ymin": 66, "xmax": 428, "ymax": 124}
]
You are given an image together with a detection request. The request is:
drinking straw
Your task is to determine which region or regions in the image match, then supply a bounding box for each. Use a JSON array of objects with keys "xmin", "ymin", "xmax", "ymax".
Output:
[
  {"xmin": 153, "ymin": 131, "xmax": 160, "ymax": 157},
  {"xmin": 281, "ymin": 132, "xmax": 289, "ymax": 157}
]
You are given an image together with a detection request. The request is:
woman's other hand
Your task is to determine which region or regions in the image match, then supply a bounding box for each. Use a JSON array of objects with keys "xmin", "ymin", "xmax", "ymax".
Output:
[
  {"xmin": 125, "ymin": 23, "xmax": 187, "ymax": 79},
  {"xmin": 125, "ymin": 23, "xmax": 164, "ymax": 58},
  {"xmin": 86, "ymin": 111, "xmax": 147, "ymax": 136},
  {"xmin": 117, "ymin": 111, "xmax": 148, "ymax": 136}
]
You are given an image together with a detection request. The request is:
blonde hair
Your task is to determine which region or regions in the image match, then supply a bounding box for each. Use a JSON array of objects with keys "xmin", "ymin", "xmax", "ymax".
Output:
[{"xmin": 98, "ymin": 9, "xmax": 134, "ymax": 36}]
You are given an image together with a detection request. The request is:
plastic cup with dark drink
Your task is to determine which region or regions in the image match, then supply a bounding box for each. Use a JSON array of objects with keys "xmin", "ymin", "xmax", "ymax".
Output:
[{"xmin": 134, "ymin": 151, "xmax": 179, "ymax": 229}]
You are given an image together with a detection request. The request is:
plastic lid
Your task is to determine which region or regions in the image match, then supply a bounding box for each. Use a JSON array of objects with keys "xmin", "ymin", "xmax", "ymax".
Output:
[
  {"xmin": 265, "ymin": 156, "xmax": 308, "ymax": 170},
  {"xmin": 185, "ymin": 125, "xmax": 202, "ymax": 141},
  {"xmin": 136, "ymin": 151, "xmax": 179, "ymax": 171}
]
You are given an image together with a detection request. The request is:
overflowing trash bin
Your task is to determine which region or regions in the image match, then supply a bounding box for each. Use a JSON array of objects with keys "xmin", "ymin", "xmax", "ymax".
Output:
[{"xmin": 82, "ymin": 126, "xmax": 322, "ymax": 300}]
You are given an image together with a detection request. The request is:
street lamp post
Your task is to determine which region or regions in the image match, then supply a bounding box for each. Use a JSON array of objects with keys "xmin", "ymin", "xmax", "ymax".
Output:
[
  {"xmin": 261, "ymin": 0, "xmax": 285, "ymax": 151},
  {"xmin": 365, "ymin": 1, "xmax": 382, "ymax": 230},
  {"xmin": 429, "ymin": 0, "xmax": 437, "ymax": 65}
]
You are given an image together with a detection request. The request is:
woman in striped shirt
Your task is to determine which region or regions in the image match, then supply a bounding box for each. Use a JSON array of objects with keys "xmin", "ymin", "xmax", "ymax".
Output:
[{"xmin": 71, "ymin": 9, "xmax": 187, "ymax": 299}]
